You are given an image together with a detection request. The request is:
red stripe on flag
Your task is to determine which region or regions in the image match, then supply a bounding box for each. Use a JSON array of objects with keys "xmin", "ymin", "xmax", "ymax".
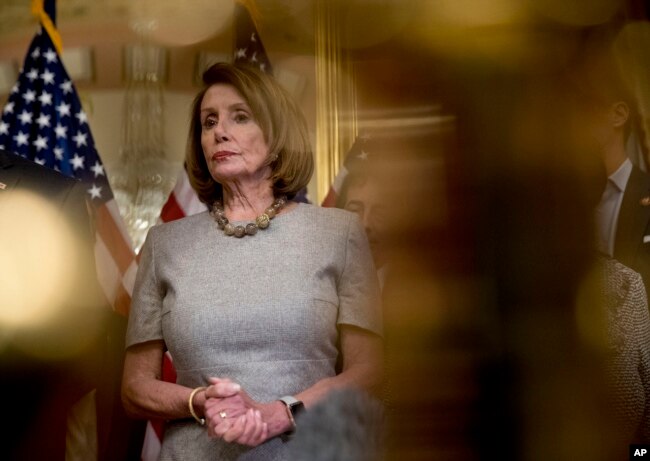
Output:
[
  {"xmin": 95, "ymin": 204, "xmax": 134, "ymax": 274},
  {"xmin": 113, "ymin": 282, "xmax": 132, "ymax": 317},
  {"xmin": 321, "ymin": 189, "xmax": 338, "ymax": 208},
  {"xmin": 159, "ymin": 193, "xmax": 186, "ymax": 223}
]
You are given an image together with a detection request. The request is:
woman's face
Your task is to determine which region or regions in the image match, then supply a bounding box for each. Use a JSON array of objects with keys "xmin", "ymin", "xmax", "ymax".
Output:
[{"xmin": 200, "ymin": 83, "xmax": 271, "ymax": 187}]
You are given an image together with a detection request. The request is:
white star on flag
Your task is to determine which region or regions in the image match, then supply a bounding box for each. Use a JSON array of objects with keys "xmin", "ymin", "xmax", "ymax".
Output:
[
  {"xmin": 26, "ymin": 69, "xmax": 39, "ymax": 81},
  {"xmin": 0, "ymin": 122, "xmax": 8, "ymax": 135},
  {"xmin": 236, "ymin": 48, "xmax": 247, "ymax": 59},
  {"xmin": 72, "ymin": 131, "xmax": 88, "ymax": 147},
  {"xmin": 54, "ymin": 146, "xmax": 64, "ymax": 160},
  {"xmin": 76, "ymin": 110, "xmax": 87, "ymax": 124},
  {"xmin": 36, "ymin": 113, "xmax": 51, "ymax": 128},
  {"xmin": 44, "ymin": 49, "xmax": 57, "ymax": 63},
  {"xmin": 17, "ymin": 110, "xmax": 33, "ymax": 125},
  {"xmin": 69, "ymin": 153, "xmax": 85, "ymax": 170},
  {"xmin": 41, "ymin": 70, "xmax": 55, "ymax": 85},
  {"xmin": 31, "ymin": 47, "xmax": 40, "ymax": 59},
  {"xmin": 13, "ymin": 131, "xmax": 28, "ymax": 146},
  {"xmin": 33, "ymin": 135, "xmax": 48, "ymax": 151},
  {"xmin": 23, "ymin": 90, "xmax": 36, "ymax": 103},
  {"xmin": 38, "ymin": 91, "xmax": 53, "ymax": 105},
  {"xmin": 54, "ymin": 123, "xmax": 67, "ymax": 138},
  {"xmin": 91, "ymin": 161, "xmax": 105, "ymax": 177},
  {"xmin": 60, "ymin": 80, "xmax": 72, "ymax": 93},
  {"xmin": 3, "ymin": 102, "xmax": 14, "ymax": 114},
  {"xmin": 88, "ymin": 183, "xmax": 102, "ymax": 199},
  {"xmin": 34, "ymin": 157, "xmax": 46, "ymax": 165},
  {"xmin": 56, "ymin": 102, "xmax": 71, "ymax": 117}
]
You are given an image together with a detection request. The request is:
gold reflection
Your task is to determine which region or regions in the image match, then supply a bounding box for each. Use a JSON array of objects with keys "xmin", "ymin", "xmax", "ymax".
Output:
[
  {"xmin": 128, "ymin": 0, "xmax": 234, "ymax": 46},
  {"xmin": 340, "ymin": 0, "xmax": 413, "ymax": 49},
  {"xmin": 0, "ymin": 190, "xmax": 103, "ymax": 360},
  {"xmin": 574, "ymin": 266, "xmax": 608, "ymax": 350},
  {"xmin": 0, "ymin": 190, "xmax": 77, "ymax": 329},
  {"xmin": 528, "ymin": 0, "xmax": 622, "ymax": 26},
  {"xmin": 614, "ymin": 21, "xmax": 650, "ymax": 157},
  {"xmin": 315, "ymin": 0, "xmax": 358, "ymax": 204},
  {"xmin": 429, "ymin": 0, "xmax": 525, "ymax": 27}
]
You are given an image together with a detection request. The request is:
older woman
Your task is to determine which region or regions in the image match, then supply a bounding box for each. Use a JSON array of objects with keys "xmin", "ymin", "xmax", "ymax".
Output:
[{"xmin": 121, "ymin": 62, "xmax": 383, "ymax": 460}]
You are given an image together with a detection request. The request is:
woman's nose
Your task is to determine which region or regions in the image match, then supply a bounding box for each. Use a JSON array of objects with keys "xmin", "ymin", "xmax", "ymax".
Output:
[{"xmin": 214, "ymin": 122, "xmax": 229, "ymax": 142}]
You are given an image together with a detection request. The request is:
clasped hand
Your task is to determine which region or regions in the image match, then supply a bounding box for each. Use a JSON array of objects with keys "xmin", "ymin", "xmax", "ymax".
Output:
[{"xmin": 203, "ymin": 377, "xmax": 269, "ymax": 446}]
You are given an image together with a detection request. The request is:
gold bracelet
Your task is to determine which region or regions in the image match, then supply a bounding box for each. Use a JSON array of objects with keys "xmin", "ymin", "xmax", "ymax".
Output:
[{"xmin": 189, "ymin": 386, "xmax": 207, "ymax": 425}]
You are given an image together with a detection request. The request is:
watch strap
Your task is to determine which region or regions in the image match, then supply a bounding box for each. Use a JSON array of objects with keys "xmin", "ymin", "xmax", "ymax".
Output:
[{"xmin": 278, "ymin": 395, "xmax": 304, "ymax": 441}]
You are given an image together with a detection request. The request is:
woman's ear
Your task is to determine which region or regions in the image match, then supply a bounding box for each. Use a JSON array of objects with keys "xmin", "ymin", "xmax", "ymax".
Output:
[{"xmin": 610, "ymin": 101, "xmax": 629, "ymax": 128}]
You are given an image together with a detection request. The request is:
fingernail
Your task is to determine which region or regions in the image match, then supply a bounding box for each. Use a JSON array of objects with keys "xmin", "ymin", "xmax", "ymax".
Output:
[{"xmin": 231, "ymin": 383, "xmax": 241, "ymax": 392}]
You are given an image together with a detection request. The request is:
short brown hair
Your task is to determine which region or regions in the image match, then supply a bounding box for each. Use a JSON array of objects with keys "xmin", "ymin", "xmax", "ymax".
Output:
[{"xmin": 186, "ymin": 62, "xmax": 313, "ymax": 204}]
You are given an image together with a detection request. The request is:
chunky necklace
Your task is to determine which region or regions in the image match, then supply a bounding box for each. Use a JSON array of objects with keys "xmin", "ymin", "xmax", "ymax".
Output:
[{"xmin": 210, "ymin": 196, "xmax": 287, "ymax": 238}]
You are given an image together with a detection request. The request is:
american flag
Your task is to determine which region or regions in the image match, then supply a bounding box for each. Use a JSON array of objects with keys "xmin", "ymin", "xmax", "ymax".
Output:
[
  {"xmin": 233, "ymin": 0, "xmax": 274, "ymax": 74},
  {"xmin": 141, "ymin": 1, "xmax": 277, "ymax": 459},
  {"xmin": 321, "ymin": 132, "xmax": 371, "ymax": 207},
  {"xmin": 0, "ymin": 0, "xmax": 136, "ymax": 316}
]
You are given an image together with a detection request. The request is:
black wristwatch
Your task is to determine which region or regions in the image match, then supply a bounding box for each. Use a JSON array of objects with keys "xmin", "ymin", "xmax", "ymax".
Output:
[{"xmin": 278, "ymin": 395, "xmax": 304, "ymax": 441}]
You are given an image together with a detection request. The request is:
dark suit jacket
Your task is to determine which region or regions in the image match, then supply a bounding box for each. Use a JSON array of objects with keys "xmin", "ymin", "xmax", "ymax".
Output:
[
  {"xmin": 0, "ymin": 149, "xmax": 144, "ymax": 460},
  {"xmin": 614, "ymin": 164, "xmax": 650, "ymax": 301}
]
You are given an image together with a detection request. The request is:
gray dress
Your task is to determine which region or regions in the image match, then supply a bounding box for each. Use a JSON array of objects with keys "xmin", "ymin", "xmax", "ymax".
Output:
[{"xmin": 126, "ymin": 203, "xmax": 382, "ymax": 460}]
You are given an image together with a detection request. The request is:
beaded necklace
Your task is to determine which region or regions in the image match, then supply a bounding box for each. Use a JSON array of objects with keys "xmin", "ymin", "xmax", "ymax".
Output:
[{"xmin": 210, "ymin": 196, "xmax": 287, "ymax": 238}]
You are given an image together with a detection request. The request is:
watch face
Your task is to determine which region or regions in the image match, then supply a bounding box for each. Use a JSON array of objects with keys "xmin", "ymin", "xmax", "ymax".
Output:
[
  {"xmin": 280, "ymin": 396, "xmax": 304, "ymax": 415},
  {"xmin": 289, "ymin": 400, "xmax": 304, "ymax": 415}
]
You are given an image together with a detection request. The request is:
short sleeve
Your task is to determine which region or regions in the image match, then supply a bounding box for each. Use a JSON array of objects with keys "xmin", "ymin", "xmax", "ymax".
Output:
[
  {"xmin": 337, "ymin": 214, "xmax": 383, "ymax": 336},
  {"xmin": 125, "ymin": 227, "xmax": 164, "ymax": 349}
]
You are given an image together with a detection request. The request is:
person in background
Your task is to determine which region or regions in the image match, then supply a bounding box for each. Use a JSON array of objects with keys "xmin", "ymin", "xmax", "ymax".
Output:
[
  {"xmin": 596, "ymin": 256, "xmax": 650, "ymax": 443},
  {"xmin": 121, "ymin": 62, "xmax": 383, "ymax": 460},
  {"xmin": 337, "ymin": 166, "xmax": 390, "ymax": 290},
  {"xmin": 573, "ymin": 27, "xmax": 650, "ymax": 304},
  {"xmin": 568, "ymin": 24, "xmax": 650, "ymax": 445}
]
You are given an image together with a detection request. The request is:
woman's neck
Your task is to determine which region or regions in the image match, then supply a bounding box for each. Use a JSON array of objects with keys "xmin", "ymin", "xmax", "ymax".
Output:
[{"xmin": 221, "ymin": 180, "xmax": 275, "ymax": 221}]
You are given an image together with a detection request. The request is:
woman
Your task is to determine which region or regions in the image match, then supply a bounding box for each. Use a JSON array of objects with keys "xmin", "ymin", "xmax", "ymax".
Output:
[{"xmin": 121, "ymin": 62, "xmax": 383, "ymax": 460}]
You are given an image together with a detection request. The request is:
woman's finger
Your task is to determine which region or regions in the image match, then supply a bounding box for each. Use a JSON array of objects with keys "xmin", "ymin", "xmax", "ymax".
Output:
[
  {"xmin": 244, "ymin": 409, "xmax": 265, "ymax": 446},
  {"xmin": 223, "ymin": 414, "xmax": 247, "ymax": 443},
  {"xmin": 205, "ymin": 379, "xmax": 241, "ymax": 398}
]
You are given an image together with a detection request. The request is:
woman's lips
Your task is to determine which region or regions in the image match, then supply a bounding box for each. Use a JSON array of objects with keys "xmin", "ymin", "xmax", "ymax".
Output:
[{"xmin": 212, "ymin": 151, "xmax": 236, "ymax": 161}]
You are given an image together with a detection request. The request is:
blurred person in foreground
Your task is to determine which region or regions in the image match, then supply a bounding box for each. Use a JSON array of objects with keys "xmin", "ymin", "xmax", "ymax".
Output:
[
  {"xmin": 0, "ymin": 148, "xmax": 108, "ymax": 460},
  {"xmin": 121, "ymin": 62, "xmax": 383, "ymax": 460},
  {"xmin": 569, "ymin": 26, "xmax": 650, "ymax": 444}
]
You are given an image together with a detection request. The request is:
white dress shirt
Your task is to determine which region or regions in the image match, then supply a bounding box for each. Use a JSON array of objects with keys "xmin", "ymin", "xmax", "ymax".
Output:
[{"xmin": 595, "ymin": 158, "xmax": 633, "ymax": 256}]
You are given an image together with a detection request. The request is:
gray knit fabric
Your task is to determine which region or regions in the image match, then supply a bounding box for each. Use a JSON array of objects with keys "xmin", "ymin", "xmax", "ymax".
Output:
[
  {"xmin": 601, "ymin": 258, "xmax": 650, "ymax": 442},
  {"xmin": 126, "ymin": 203, "xmax": 382, "ymax": 460}
]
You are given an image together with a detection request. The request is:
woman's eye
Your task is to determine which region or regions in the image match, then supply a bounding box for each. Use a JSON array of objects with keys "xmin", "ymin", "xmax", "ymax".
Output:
[
  {"xmin": 202, "ymin": 118, "xmax": 216, "ymax": 128},
  {"xmin": 234, "ymin": 112, "xmax": 250, "ymax": 123}
]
